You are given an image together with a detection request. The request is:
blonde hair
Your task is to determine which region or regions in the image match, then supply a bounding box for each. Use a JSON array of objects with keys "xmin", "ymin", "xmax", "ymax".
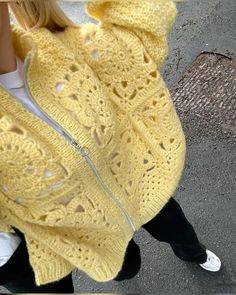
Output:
[
  {"xmin": 8, "ymin": 0, "xmax": 187, "ymax": 32},
  {"xmin": 8, "ymin": 0, "xmax": 80, "ymax": 32}
]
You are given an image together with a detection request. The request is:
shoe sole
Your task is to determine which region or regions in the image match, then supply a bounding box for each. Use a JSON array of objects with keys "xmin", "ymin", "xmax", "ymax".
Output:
[{"xmin": 199, "ymin": 260, "xmax": 222, "ymax": 272}]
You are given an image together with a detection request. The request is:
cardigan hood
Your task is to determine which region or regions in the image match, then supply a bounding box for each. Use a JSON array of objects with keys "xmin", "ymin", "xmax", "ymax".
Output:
[{"xmin": 0, "ymin": 0, "xmax": 186, "ymax": 286}]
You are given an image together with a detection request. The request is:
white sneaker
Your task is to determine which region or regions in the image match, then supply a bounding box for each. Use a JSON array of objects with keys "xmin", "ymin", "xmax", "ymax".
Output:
[{"xmin": 199, "ymin": 249, "xmax": 222, "ymax": 272}]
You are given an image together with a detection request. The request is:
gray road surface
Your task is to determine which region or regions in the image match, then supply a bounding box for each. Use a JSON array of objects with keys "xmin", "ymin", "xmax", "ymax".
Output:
[{"xmin": 1, "ymin": 0, "xmax": 235, "ymax": 294}]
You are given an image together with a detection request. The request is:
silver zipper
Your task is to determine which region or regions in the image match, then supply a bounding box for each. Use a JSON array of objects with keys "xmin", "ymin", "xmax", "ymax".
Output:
[{"xmin": 1, "ymin": 53, "xmax": 137, "ymax": 233}]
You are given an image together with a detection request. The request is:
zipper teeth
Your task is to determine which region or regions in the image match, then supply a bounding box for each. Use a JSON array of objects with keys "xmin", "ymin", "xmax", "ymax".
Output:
[
  {"xmin": 22, "ymin": 54, "xmax": 136, "ymax": 234},
  {"xmin": 82, "ymin": 154, "xmax": 136, "ymax": 232},
  {"xmin": 23, "ymin": 54, "xmax": 77, "ymax": 147},
  {"xmin": 0, "ymin": 54, "xmax": 137, "ymax": 233}
]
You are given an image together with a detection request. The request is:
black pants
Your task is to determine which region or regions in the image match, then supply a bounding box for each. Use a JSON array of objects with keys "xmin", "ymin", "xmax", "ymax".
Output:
[
  {"xmin": 0, "ymin": 197, "xmax": 207, "ymax": 292},
  {"xmin": 114, "ymin": 197, "xmax": 207, "ymax": 281}
]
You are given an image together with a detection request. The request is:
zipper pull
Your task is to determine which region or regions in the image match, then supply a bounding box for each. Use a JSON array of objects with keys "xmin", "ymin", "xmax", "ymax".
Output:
[{"xmin": 70, "ymin": 139, "xmax": 90, "ymax": 157}]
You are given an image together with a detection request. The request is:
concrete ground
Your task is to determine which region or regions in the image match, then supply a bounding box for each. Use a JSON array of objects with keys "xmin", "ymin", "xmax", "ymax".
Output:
[{"xmin": 1, "ymin": 0, "xmax": 235, "ymax": 294}]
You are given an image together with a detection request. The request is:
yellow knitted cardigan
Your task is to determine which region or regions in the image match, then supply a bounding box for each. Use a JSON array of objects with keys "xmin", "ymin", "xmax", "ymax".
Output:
[{"xmin": 0, "ymin": 0, "xmax": 186, "ymax": 287}]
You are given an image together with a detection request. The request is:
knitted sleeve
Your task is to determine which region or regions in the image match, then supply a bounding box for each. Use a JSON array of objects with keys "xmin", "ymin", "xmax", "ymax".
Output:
[{"xmin": 85, "ymin": 0, "xmax": 178, "ymax": 69}]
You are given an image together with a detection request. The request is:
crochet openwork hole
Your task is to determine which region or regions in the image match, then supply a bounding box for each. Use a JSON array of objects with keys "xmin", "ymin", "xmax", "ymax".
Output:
[
  {"xmin": 91, "ymin": 49, "xmax": 100, "ymax": 60},
  {"xmin": 119, "ymin": 51, "xmax": 125, "ymax": 60},
  {"xmin": 146, "ymin": 78, "xmax": 151, "ymax": 85},
  {"xmin": 143, "ymin": 106, "xmax": 149, "ymax": 111},
  {"xmin": 110, "ymin": 151, "xmax": 119, "ymax": 160},
  {"xmin": 150, "ymin": 70, "xmax": 158, "ymax": 78},
  {"xmin": 125, "ymin": 189, "xmax": 130, "ymax": 196},
  {"xmin": 58, "ymin": 195, "xmax": 74, "ymax": 206},
  {"xmin": 143, "ymin": 52, "xmax": 151, "ymax": 64},
  {"xmin": 149, "ymin": 115, "xmax": 158, "ymax": 122},
  {"xmin": 138, "ymin": 86, "xmax": 144, "ymax": 91},
  {"xmin": 43, "ymin": 168, "xmax": 54, "ymax": 177},
  {"xmin": 70, "ymin": 64, "xmax": 79, "ymax": 72},
  {"xmin": 83, "ymin": 126, "xmax": 90, "ymax": 132},
  {"xmin": 159, "ymin": 142, "xmax": 166, "ymax": 150},
  {"xmin": 75, "ymin": 205, "xmax": 85, "ymax": 213},
  {"xmin": 93, "ymin": 129, "xmax": 102, "ymax": 145},
  {"xmin": 55, "ymin": 82, "xmax": 65, "ymax": 92},
  {"xmin": 15, "ymin": 196, "xmax": 23, "ymax": 204},
  {"xmin": 128, "ymin": 89, "xmax": 137, "ymax": 100},
  {"xmin": 121, "ymin": 81, "xmax": 128, "ymax": 88},
  {"xmin": 84, "ymin": 35, "xmax": 92, "ymax": 44},
  {"xmin": 126, "ymin": 137, "xmax": 132, "ymax": 143},
  {"xmin": 64, "ymin": 74, "xmax": 70, "ymax": 81},
  {"xmin": 170, "ymin": 138, "xmax": 175, "ymax": 143},
  {"xmin": 9, "ymin": 125, "xmax": 24, "ymax": 135},
  {"xmin": 48, "ymin": 181, "xmax": 64, "ymax": 189},
  {"xmin": 1, "ymin": 184, "xmax": 9, "ymax": 192},
  {"xmin": 160, "ymin": 92, "xmax": 165, "ymax": 98},
  {"xmin": 25, "ymin": 166, "xmax": 35, "ymax": 175},
  {"xmin": 69, "ymin": 94, "xmax": 79, "ymax": 101},
  {"xmin": 101, "ymin": 125, "xmax": 106, "ymax": 133},
  {"xmin": 38, "ymin": 215, "xmax": 47, "ymax": 221},
  {"xmin": 152, "ymin": 100, "xmax": 158, "ymax": 106}
]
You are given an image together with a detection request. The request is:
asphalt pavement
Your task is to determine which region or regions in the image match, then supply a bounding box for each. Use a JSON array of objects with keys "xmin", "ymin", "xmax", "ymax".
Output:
[{"xmin": 1, "ymin": 0, "xmax": 235, "ymax": 294}]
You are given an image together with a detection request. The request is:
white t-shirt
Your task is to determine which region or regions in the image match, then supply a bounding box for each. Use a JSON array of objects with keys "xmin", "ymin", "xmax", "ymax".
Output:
[
  {"xmin": 1, "ymin": 56, "xmax": 64, "ymax": 133},
  {"xmin": 0, "ymin": 55, "xmax": 57, "ymax": 267}
]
